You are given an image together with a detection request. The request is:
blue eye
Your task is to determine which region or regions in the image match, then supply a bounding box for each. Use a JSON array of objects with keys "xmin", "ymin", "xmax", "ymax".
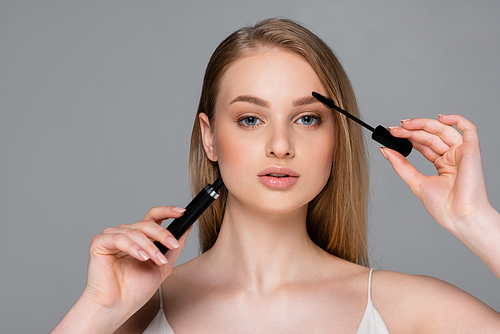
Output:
[
  {"xmin": 296, "ymin": 115, "xmax": 319, "ymax": 126},
  {"xmin": 239, "ymin": 116, "xmax": 261, "ymax": 127}
]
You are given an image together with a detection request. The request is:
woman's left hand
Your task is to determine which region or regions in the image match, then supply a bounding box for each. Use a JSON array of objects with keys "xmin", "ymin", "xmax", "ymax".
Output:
[{"xmin": 381, "ymin": 114, "xmax": 494, "ymax": 238}]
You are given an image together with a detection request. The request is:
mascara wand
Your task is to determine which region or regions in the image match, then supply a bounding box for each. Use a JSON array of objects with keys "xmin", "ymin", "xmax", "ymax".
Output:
[{"xmin": 312, "ymin": 92, "xmax": 412, "ymax": 157}]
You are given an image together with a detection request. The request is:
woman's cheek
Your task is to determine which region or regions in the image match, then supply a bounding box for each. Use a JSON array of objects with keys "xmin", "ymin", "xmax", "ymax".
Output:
[{"xmin": 215, "ymin": 132, "xmax": 257, "ymax": 181}]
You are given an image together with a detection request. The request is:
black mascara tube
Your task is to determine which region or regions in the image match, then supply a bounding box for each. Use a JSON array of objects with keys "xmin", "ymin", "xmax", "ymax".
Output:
[{"xmin": 154, "ymin": 179, "xmax": 224, "ymax": 254}]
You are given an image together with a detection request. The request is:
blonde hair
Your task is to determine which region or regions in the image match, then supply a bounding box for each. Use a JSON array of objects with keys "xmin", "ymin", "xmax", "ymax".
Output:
[{"xmin": 189, "ymin": 18, "xmax": 369, "ymax": 266}]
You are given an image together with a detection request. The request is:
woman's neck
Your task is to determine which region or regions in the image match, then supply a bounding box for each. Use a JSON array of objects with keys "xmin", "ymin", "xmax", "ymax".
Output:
[{"xmin": 201, "ymin": 194, "xmax": 330, "ymax": 294}]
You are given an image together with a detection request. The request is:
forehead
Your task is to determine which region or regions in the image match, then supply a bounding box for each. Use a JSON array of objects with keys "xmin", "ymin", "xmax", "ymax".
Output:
[{"xmin": 216, "ymin": 48, "xmax": 325, "ymax": 108}]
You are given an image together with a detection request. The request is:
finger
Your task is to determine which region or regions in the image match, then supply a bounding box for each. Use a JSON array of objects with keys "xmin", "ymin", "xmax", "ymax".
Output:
[
  {"xmin": 388, "ymin": 126, "xmax": 448, "ymax": 162},
  {"xmin": 163, "ymin": 225, "xmax": 193, "ymax": 264},
  {"xmin": 437, "ymin": 114, "xmax": 485, "ymax": 193},
  {"xmin": 99, "ymin": 227, "xmax": 171, "ymax": 266},
  {"xmin": 120, "ymin": 221, "xmax": 182, "ymax": 251},
  {"xmin": 437, "ymin": 114, "xmax": 479, "ymax": 147},
  {"xmin": 119, "ymin": 226, "xmax": 174, "ymax": 266},
  {"xmin": 400, "ymin": 117, "xmax": 464, "ymax": 147},
  {"xmin": 411, "ymin": 141, "xmax": 443, "ymax": 163},
  {"xmin": 142, "ymin": 206, "xmax": 186, "ymax": 224},
  {"xmin": 380, "ymin": 147, "xmax": 426, "ymax": 197},
  {"xmin": 91, "ymin": 232, "xmax": 154, "ymax": 263},
  {"xmin": 107, "ymin": 222, "xmax": 184, "ymax": 265}
]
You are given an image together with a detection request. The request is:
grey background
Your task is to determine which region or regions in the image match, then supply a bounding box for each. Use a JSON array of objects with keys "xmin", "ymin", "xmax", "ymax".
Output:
[{"xmin": 1, "ymin": 1, "xmax": 499, "ymax": 333}]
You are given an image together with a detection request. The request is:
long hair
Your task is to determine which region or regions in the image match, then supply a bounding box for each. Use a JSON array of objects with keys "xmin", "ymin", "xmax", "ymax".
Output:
[{"xmin": 189, "ymin": 18, "xmax": 369, "ymax": 266}]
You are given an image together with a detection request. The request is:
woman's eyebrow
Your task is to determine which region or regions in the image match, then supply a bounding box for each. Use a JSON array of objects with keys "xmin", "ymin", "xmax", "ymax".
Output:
[
  {"xmin": 229, "ymin": 95, "xmax": 270, "ymax": 108},
  {"xmin": 228, "ymin": 95, "xmax": 321, "ymax": 108},
  {"xmin": 292, "ymin": 96, "xmax": 320, "ymax": 107}
]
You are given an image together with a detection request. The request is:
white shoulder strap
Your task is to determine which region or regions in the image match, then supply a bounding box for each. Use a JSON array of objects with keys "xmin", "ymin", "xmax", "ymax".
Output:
[{"xmin": 368, "ymin": 268, "xmax": 374, "ymax": 302}]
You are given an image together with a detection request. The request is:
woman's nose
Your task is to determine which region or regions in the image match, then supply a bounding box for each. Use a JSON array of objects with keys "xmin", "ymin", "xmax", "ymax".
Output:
[{"xmin": 265, "ymin": 124, "xmax": 295, "ymax": 158}]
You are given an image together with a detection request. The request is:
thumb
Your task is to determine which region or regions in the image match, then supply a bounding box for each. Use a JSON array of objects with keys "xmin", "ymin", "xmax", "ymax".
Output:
[{"xmin": 380, "ymin": 147, "xmax": 425, "ymax": 197}]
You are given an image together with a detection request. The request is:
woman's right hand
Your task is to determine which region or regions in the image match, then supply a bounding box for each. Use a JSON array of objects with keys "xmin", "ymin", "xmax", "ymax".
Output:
[
  {"xmin": 50, "ymin": 206, "xmax": 190, "ymax": 334},
  {"xmin": 83, "ymin": 206, "xmax": 189, "ymax": 317}
]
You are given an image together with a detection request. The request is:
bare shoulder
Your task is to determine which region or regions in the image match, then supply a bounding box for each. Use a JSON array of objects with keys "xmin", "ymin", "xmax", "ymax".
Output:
[
  {"xmin": 162, "ymin": 256, "xmax": 204, "ymax": 289},
  {"xmin": 161, "ymin": 255, "xmax": 211, "ymax": 304},
  {"xmin": 372, "ymin": 270, "xmax": 500, "ymax": 333}
]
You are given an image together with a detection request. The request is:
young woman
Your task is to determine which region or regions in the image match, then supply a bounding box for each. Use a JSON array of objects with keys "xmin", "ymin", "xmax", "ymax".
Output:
[{"xmin": 51, "ymin": 18, "xmax": 500, "ymax": 333}]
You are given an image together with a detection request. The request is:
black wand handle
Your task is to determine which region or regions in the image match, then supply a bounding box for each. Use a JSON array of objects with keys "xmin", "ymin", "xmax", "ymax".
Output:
[
  {"xmin": 154, "ymin": 179, "xmax": 223, "ymax": 254},
  {"xmin": 372, "ymin": 125, "xmax": 413, "ymax": 157}
]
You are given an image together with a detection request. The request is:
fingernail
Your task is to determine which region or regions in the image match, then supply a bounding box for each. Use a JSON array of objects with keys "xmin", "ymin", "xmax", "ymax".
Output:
[
  {"xmin": 379, "ymin": 147, "xmax": 388, "ymax": 160},
  {"xmin": 138, "ymin": 250, "xmax": 150, "ymax": 261},
  {"xmin": 172, "ymin": 206, "xmax": 186, "ymax": 213},
  {"xmin": 387, "ymin": 126, "xmax": 400, "ymax": 130},
  {"xmin": 156, "ymin": 252, "xmax": 168, "ymax": 265},
  {"xmin": 400, "ymin": 119, "xmax": 411, "ymax": 124},
  {"xmin": 167, "ymin": 236, "xmax": 181, "ymax": 249}
]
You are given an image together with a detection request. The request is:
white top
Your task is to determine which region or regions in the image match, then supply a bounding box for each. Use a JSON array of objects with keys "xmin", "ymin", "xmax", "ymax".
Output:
[
  {"xmin": 356, "ymin": 269, "xmax": 390, "ymax": 333},
  {"xmin": 143, "ymin": 268, "xmax": 389, "ymax": 334}
]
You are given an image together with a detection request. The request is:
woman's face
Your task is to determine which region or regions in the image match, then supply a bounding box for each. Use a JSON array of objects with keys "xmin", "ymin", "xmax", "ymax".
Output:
[{"xmin": 200, "ymin": 48, "xmax": 335, "ymax": 215}]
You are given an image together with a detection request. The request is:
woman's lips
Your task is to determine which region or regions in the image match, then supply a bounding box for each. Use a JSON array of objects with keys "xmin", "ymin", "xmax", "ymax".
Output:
[{"xmin": 258, "ymin": 167, "xmax": 299, "ymax": 188}]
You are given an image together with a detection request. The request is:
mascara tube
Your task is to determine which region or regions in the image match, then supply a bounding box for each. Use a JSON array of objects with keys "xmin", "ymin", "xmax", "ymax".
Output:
[{"xmin": 154, "ymin": 179, "xmax": 224, "ymax": 254}]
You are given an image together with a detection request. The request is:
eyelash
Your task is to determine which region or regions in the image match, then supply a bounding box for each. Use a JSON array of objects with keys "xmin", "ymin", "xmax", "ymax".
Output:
[
  {"xmin": 237, "ymin": 114, "xmax": 323, "ymax": 129},
  {"xmin": 296, "ymin": 115, "xmax": 322, "ymax": 127},
  {"xmin": 238, "ymin": 116, "xmax": 262, "ymax": 129}
]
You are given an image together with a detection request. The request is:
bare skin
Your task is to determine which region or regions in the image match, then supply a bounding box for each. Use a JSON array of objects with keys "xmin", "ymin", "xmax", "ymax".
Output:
[{"xmin": 52, "ymin": 48, "xmax": 500, "ymax": 334}]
